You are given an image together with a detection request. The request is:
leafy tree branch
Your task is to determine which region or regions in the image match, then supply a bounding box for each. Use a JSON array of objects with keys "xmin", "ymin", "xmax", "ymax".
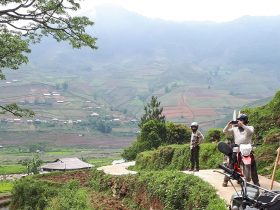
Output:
[
  {"xmin": 0, "ymin": 103, "xmax": 35, "ymax": 117},
  {"xmin": 0, "ymin": 0, "xmax": 97, "ymax": 116}
]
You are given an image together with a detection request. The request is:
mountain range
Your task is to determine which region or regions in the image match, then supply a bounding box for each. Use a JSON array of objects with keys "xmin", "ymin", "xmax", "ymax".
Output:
[{"xmin": 13, "ymin": 5, "xmax": 280, "ymax": 124}]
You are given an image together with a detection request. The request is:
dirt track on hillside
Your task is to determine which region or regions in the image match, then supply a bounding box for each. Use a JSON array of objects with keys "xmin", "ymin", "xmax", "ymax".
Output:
[{"xmin": 98, "ymin": 162, "xmax": 280, "ymax": 205}]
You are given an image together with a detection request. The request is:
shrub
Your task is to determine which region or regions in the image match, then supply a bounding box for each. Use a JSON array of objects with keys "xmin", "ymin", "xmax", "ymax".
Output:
[
  {"xmin": 243, "ymin": 91, "xmax": 280, "ymax": 140},
  {"xmin": 165, "ymin": 122, "xmax": 191, "ymax": 144},
  {"xmin": 10, "ymin": 178, "xmax": 58, "ymax": 210},
  {"xmin": 90, "ymin": 169, "xmax": 227, "ymax": 210},
  {"xmin": 263, "ymin": 128, "xmax": 280, "ymax": 144},
  {"xmin": 135, "ymin": 143, "xmax": 224, "ymax": 171},
  {"xmin": 46, "ymin": 180, "xmax": 91, "ymax": 210},
  {"xmin": 138, "ymin": 171, "xmax": 227, "ymax": 210},
  {"xmin": 122, "ymin": 120, "xmax": 191, "ymax": 160},
  {"xmin": 254, "ymin": 144, "xmax": 278, "ymax": 174},
  {"xmin": 122, "ymin": 139, "xmax": 150, "ymax": 160},
  {"xmin": 204, "ymin": 128, "xmax": 225, "ymax": 143}
]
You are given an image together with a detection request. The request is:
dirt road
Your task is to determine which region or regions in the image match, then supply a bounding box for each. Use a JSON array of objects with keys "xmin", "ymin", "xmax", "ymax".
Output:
[
  {"xmin": 183, "ymin": 169, "xmax": 280, "ymax": 204},
  {"xmin": 97, "ymin": 161, "xmax": 137, "ymax": 175},
  {"xmin": 98, "ymin": 162, "xmax": 280, "ymax": 204}
]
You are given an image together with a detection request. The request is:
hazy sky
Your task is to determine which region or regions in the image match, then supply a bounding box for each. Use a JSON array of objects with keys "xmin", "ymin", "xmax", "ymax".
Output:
[{"xmin": 80, "ymin": 0, "xmax": 280, "ymax": 22}]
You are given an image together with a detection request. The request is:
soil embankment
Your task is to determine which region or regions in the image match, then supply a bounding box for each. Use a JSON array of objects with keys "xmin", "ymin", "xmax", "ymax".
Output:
[{"xmin": 0, "ymin": 195, "xmax": 11, "ymax": 209}]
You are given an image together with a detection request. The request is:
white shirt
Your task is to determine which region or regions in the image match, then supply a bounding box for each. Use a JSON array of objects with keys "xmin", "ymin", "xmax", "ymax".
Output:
[{"xmin": 223, "ymin": 124, "xmax": 254, "ymax": 145}]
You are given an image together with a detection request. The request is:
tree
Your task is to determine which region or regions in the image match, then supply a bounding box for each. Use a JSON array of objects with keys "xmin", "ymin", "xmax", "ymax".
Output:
[
  {"xmin": 27, "ymin": 154, "xmax": 42, "ymax": 174},
  {"xmin": 204, "ymin": 128, "xmax": 225, "ymax": 143},
  {"xmin": 166, "ymin": 122, "xmax": 191, "ymax": 144},
  {"xmin": 139, "ymin": 96, "xmax": 165, "ymax": 128},
  {"xmin": 0, "ymin": 0, "xmax": 97, "ymax": 116}
]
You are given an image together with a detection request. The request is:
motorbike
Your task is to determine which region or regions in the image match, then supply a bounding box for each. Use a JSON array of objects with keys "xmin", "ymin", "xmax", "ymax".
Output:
[
  {"xmin": 217, "ymin": 142, "xmax": 280, "ymax": 210},
  {"xmin": 221, "ymin": 142, "xmax": 255, "ymax": 183},
  {"xmin": 239, "ymin": 143, "xmax": 254, "ymax": 182}
]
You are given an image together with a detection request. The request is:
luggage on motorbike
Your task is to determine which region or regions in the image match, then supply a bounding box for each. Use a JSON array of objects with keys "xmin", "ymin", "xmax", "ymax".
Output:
[{"xmin": 256, "ymin": 191, "xmax": 280, "ymax": 210}]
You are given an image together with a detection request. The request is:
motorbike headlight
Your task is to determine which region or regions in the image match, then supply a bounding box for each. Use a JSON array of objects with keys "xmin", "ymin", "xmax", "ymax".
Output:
[{"xmin": 240, "ymin": 144, "xmax": 252, "ymax": 156}]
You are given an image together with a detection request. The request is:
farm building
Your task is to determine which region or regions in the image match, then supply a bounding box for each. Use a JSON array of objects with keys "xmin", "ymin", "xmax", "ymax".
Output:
[{"xmin": 41, "ymin": 157, "xmax": 93, "ymax": 172}]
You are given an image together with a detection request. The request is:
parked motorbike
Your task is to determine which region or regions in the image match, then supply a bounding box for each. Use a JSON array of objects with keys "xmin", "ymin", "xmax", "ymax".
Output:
[
  {"xmin": 217, "ymin": 142, "xmax": 280, "ymax": 210},
  {"xmin": 218, "ymin": 164, "xmax": 280, "ymax": 210},
  {"xmin": 220, "ymin": 142, "xmax": 254, "ymax": 183}
]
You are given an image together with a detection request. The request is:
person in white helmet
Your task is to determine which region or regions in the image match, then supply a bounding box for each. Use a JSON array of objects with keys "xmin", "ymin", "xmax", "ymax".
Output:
[{"xmin": 189, "ymin": 122, "xmax": 204, "ymax": 171}]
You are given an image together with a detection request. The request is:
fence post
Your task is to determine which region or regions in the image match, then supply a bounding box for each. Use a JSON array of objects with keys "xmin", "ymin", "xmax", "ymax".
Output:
[{"xmin": 270, "ymin": 147, "xmax": 280, "ymax": 190}]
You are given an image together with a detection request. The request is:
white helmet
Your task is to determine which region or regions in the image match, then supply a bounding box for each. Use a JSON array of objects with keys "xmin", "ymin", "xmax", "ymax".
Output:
[{"xmin": 191, "ymin": 122, "xmax": 198, "ymax": 127}]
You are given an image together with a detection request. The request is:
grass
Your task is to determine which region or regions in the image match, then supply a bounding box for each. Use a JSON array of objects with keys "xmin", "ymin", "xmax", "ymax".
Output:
[
  {"xmin": 45, "ymin": 151, "xmax": 75, "ymax": 155},
  {"xmin": 87, "ymin": 156, "xmax": 121, "ymax": 167},
  {"xmin": 0, "ymin": 181, "xmax": 14, "ymax": 193},
  {"xmin": 0, "ymin": 165, "xmax": 26, "ymax": 175}
]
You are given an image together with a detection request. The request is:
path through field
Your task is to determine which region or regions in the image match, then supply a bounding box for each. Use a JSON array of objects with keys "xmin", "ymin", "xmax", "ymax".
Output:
[
  {"xmin": 98, "ymin": 162, "xmax": 280, "ymax": 205},
  {"xmin": 162, "ymin": 91, "xmax": 216, "ymax": 126}
]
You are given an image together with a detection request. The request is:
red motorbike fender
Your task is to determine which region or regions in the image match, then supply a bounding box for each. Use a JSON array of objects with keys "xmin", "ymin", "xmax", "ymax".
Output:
[{"xmin": 242, "ymin": 156, "xmax": 252, "ymax": 165}]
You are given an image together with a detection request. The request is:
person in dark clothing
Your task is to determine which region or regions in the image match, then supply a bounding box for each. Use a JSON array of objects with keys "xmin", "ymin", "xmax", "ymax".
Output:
[{"xmin": 189, "ymin": 122, "xmax": 204, "ymax": 172}]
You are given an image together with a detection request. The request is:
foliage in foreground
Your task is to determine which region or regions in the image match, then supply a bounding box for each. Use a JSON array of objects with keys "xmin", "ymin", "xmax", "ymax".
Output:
[
  {"xmin": 90, "ymin": 169, "xmax": 227, "ymax": 210},
  {"xmin": 45, "ymin": 181, "xmax": 91, "ymax": 210},
  {"xmin": 11, "ymin": 168, "xmax": 227, "ymax": 210},
  {"xmin": 10, "ymin": 177, "xmax": 90, "ymax": 210}
]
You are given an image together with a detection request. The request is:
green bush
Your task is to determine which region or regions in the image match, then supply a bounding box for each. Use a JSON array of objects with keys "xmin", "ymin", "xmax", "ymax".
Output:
[
  {"xmin": 11, "ymin": 174, "xmax": 93, "ymax": 210},
  {"xmin": 204, "ymin": 128, "xmax": 225, "ymax": 143},
  {"xmin": 255, "ymin": 144, "xmax": 279, "ymax": 176},
  {"xmin": 90, "ymin": 168, "xmax": 113, "ymax": 192},
  {"xmin": 10, "ymin": 178, "xmax": 58, "ymax": 210},
  {"xmin": 122, "ymin": 138, "xmax": 150, "ymax": 160},
  {"xmin": 243, "ymin": 91, "xmax": 280, "ymax": 140},
  {"xmin": 140, "ymin": 171, "xmax": 219, "ymax": 210},
  {"xmin": 135, "ymin": 143, "xmax": 224, "ymax": 171},
  {"xmin": 263, "ymin": 128, "xmax": 280, "ymax": 144},
  {"xmin": 46, "ymin": 180, "xmax": 91, "ymax": 210},
  {"xmin": 165, "ymin": 122, "xmax": 191, "ymax": 144},
  {"xmin": 122, "ymin": 120, "xmax": 191, "ymax": 160},
  {"xmin": 90, "ymin": 169, "xmax": 227, "ymax": 210}
]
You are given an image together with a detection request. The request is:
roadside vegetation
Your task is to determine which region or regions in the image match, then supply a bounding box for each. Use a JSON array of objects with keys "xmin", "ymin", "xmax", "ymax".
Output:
[{"xmin": 10, "ymin": 169, "xmax": 226, "ymax": 210}]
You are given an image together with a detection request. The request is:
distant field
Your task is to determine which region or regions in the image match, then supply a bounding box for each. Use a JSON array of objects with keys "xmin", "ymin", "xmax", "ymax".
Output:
[
  {"xmin": 0, "ymin": 181, "xmax": 14, "ymax": 193},
  {"xmin": 159, "ymin": 86, "xmax": 258, "ymax": 129},
  {"xmin": 0, "ymin": 165, "xmax": 26, "ymax": 175}
]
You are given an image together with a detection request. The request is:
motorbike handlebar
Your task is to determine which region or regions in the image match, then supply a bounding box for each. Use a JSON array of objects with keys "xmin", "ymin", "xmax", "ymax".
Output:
[
  {"xmin": 218, "ymin": 164, "xmax": 232, "ymax": 174},
  {"xmin": 218, "ymin": 164, "xmax": 242, "ymax": 180}
]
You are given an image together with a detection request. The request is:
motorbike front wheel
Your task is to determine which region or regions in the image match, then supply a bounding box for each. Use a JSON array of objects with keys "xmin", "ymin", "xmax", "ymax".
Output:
[{"xmin": 242, "ymin": 164, "xmax": 252, "ymax": 182}]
